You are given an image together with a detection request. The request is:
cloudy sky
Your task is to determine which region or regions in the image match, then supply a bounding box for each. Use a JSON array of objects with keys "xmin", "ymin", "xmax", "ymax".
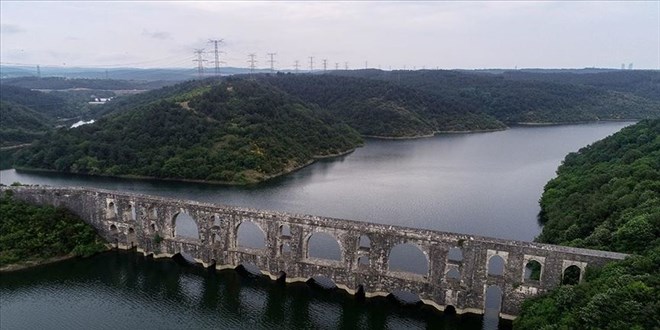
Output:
[{"xmin": 1, "ymin": 1, "xmax": 658, "ymax": 70}]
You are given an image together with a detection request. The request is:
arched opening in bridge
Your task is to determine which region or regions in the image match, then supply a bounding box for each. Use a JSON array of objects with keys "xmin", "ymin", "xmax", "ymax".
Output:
[
  {"xmin": 210, "ymin": 233, "xmax": 216, "ymax": 244},
  {"xmin": 308, "ymin": 275, "xmax": 337, "ymax": 289},
  {"xmin": 280, "ymin": 243, "xmax": 291, "ymax": 255},
  {"xmin": 562, "ymin": 265, "xmax": 581, "ymax": 285},
  {"xmin": 359, "ymin": 235, "xmax": 371, "ymax": 249},
  {"xmin": 212, "ymin": 215, "xmax": 222, "ymax": 228},
  {"xmin": 172, "ymin": 251, "xmax": 199, "ymax": 266},
  {"xmin": 448, "ymin": 247, "xmax": 463, "ymax": 262},
  {"xmin": 236, "ymin": 262, "xmax": 262, "ymax": 277},
  {"xmin": 524, "ymin": 260, "xmax": 542, "ymax": 281},
  {"xmin": 276, "ymin": 271, "xmax": 286, "ymax": 284},
  {"xmin": 389, "ymin": 290, "xmax": 422, "ymax": 305},
  {"xmin": 446, "ymin": 268, "xmax": 461, "ymax": 281},
  {"xmin": 128, "ymin": 204, "xmax": 136, "ymax": 221},
  {"xmin": 307, "ymin": 232, "xmax": 341, "ymax": 261},
  {"xmin": 484, "ymin": 285, "xmax": 503, "ymax": 313},
  {"xmin": 487, "ymin": 255, "xmax": 505, "ymax": 276},
  {"xmin": 237, "ymin": 221, "xmax": 266, "ymax": 249},
  {"xmin": 127, "ymin": 227, "xmax": 137, "ymax": 247},
  {"xmin": 173, "ymin": 212, "xmax": 199, "ymax": 240},
  {"xmin": 280, "ymin": 224, "xmax": 291, "ymax": 237},
  {"xmin": 358, "ymin": 256, "xmax": 369, "ymax": 268},
  {"xmin": 110, "ymin": 224, "xmax": 118, "ymax": 232},
  {"xmin": 388, "ymin": 243, "xmax": 428, "ymax": 276},
  {"xmin": 150, "ymin": 223, "xmax": 156, "ymax": 232},
  {"xmin": 107, "ymin": 202, "xmax": 116, "ymax": 218},
  {"xmin": 444, "ymin": 305, "xmax": 457, "ymax": 315},
  {"xmin": 355, "ymin": 284, "xmax": 366, "ymax": 301}
]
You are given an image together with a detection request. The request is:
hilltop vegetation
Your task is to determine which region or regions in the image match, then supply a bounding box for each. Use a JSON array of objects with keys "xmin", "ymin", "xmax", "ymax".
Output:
[
  {"xmin": 501, "ymin": 70, "xmax": 660, "ymax": 102},
  {"xmin": 536, "ymin": 120, "xmax": 659, "ymax": 251},
  {"xmin": 514, "ymin": 120, "xmax": 660, "ymax": 329},
  {"xmin": 14, "ymin": 79, "xmax": 362, "ymax": 184},
  {"xmin": 332, "ymin": 70, "xmax": 660, "ymax": 124},
  {"xmin": 260, "ymin": 74, "xmax": 505, "ymax": 137},
  {"xmin": 0, "ymin": 190, "xmax": 107, "ymax": 268}
]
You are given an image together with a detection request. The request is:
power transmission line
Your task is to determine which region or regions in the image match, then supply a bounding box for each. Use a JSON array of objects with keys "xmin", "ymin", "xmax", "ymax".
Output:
[
  {"xmin": 208, "ymin": 39, "xmax": 223, "ymax": 76},
  {"xmin": 335, "ymin": 62, "xmax": 339, "ymax": 70},
  {"xmin": 294, "ymin": 60, "xmax": 299, "ymax": 73},
  {"xmin": 193, "ymin": 49, "xmax": 207, "ymax": 78},
  {"xmin": 322, "ymin": 59, "xmax": 328, "ymax": 72},
  {"xmin": 309, "ymin": 56, "xmax": 314, "ymax": 72},
  {"xmin": 248, "ymin": 53, "xmax": 257, "ymax": 77},
  {"xmin": 267, "ymin": 52, "xmax": 277, "ymax": 73}
]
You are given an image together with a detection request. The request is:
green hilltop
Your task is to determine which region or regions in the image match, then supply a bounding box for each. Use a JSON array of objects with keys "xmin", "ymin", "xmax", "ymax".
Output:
[{"xmin": 14, "ymin": 78, "xmax": 362, "ymax": 184}]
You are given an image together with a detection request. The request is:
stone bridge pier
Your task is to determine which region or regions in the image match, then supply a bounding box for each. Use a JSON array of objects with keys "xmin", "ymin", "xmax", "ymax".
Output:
[{"xmin": 2, "ymin": 186, "xmax": 628, "ymax": 319}]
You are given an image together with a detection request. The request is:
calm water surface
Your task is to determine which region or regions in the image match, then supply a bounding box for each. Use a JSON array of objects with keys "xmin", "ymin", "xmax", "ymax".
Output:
[{"xmin": 0, "ymin": 122, "xmax": 633, "ymax": 329}]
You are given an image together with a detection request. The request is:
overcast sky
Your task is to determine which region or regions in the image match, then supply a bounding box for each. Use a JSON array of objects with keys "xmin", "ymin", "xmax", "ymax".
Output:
[{"xmin": 1, "ymin": 1, "xmax": 658, "ymax": 70}]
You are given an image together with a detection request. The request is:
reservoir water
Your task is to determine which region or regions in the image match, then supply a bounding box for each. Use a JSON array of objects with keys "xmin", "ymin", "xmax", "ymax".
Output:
[{"xmin": 0, "ymin": 122, "xmax": 633, "ymax": 329}]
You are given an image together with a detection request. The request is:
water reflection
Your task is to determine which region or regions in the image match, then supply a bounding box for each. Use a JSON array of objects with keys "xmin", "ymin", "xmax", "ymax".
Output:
[{"xmin": 0, "ymin": 252, "xmax": 509, "ymax": 329}]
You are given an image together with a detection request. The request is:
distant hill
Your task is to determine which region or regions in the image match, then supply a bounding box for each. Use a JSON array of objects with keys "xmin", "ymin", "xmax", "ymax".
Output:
[
  {"xmin": 14, "ymin": 78, "xmax": 362, "ymax": 184},
  {"xmin": 498, "ymin": 70, "xmax": 660, "ymax": 102},
  {"xmin": 0, "ymin": 85, "xmax": 80, "ymax": 119},
  {"xmin": 331, "ymin": 70, "xmax": 660, "ymax": 124},
  {"xmin": 0, "ymin": 77, "xmax": 171, "ymax": 91},
  {"xmin": 0, "ymin": 101, "xmax": 50, "ymax": 147},
  {"xmin": 259, "ymin": 74, "xmax": 505, "ymax": 137}
]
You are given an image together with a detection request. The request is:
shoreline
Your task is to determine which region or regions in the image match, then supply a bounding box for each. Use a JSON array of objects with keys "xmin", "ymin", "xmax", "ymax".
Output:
[
  {"xmin": 513, "ymin": 119, "xmax": 638, "ymax": 127},
  {"xmin": 0, "ymin": 245, "xmax": 113, "ymax": 273},
  {"xmin": 0, "ymin": 254, "xmax": 78, "ymax": 273},
  {"xmin": 363, "ymin": 127, "xmax": 507, "ymax": 140},
  {"xmin": 12, "ymin": 147, "xmax": 359, "ymax": 187}
]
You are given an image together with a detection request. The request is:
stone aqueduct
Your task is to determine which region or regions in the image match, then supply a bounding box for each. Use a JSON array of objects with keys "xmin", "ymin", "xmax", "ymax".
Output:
[{"xmin": 4, "ymin": 186, "xmax": 628, "ymax": 319}]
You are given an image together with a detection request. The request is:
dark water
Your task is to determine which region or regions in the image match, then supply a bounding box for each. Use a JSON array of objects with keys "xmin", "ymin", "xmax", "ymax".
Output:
[
  {"xmin": 0, "ymin": 122, "xmax": 633, "ymax": 329},
  {"xmin": 0, "ymin": 251, "xmax": 494, "ymax": 330}
]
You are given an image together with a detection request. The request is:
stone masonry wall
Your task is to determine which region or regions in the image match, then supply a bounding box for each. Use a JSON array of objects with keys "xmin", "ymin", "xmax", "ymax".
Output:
[{"xmin": 1, "ymin": 186, "xmax": 628, "ymax": 319}]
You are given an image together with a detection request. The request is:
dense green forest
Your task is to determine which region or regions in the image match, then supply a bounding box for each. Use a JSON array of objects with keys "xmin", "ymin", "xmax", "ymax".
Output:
[
  {"xmin": 500, "ymin": 70, "xmax": 660, "ymax": 102},
  {"xmin": 0, "ymin": 101, "xmax": 50, "ymax": 146},
  {"xmin": 514, "ymin": 120, "xmax": 660, "ymax": 329},
  {"xmin": 0, "ymin": 190, "xmax": 107, "ymax": 267},
  {"xmin": 14, "ymin": 78, "xmax": 362, "ymax": 184},
  {"xmin": 260, "ymin": 74, "xmax": 505, "ymax": 137},
  {"xmin": 332, "ymin": 70, "xmax": 660, "ymax": 124},
  {"xmin": 0, "ymin": 84, "xmax": 81, "ymax": 119}
]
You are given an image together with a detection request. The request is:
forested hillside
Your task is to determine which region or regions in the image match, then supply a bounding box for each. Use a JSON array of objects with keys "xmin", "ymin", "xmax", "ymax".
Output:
[
  {"xmin": 14, "ymin": 78, "xmax": 362, "ymax": 184},
  {"xmin": 514, "ymin": 120, "xmax": 660, "ymax": 329},
  {"xmin": 0, "ymin": 190, "xmax": 106, "ymax": 268},
  {"xmin": 260, "ymin": 74, "xmax": 505, "ymax": 137},
  {"xmin": 332, "ymin": 70, "xmax": 660, "ymax": 124},
  {"xmin": 537, "ymin": 120, "xmax": 659, "ymax": 251},
  {"xmin": 0, "ymin": 102, "xmax": 50, "ymax": 146},
  {"xmin": 0, "ymin": 85, "xmax": 80, "ymax": 119},
  {"xmin": 501, "ymin": 70, "xmax": 660, "ymax": 102}
]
